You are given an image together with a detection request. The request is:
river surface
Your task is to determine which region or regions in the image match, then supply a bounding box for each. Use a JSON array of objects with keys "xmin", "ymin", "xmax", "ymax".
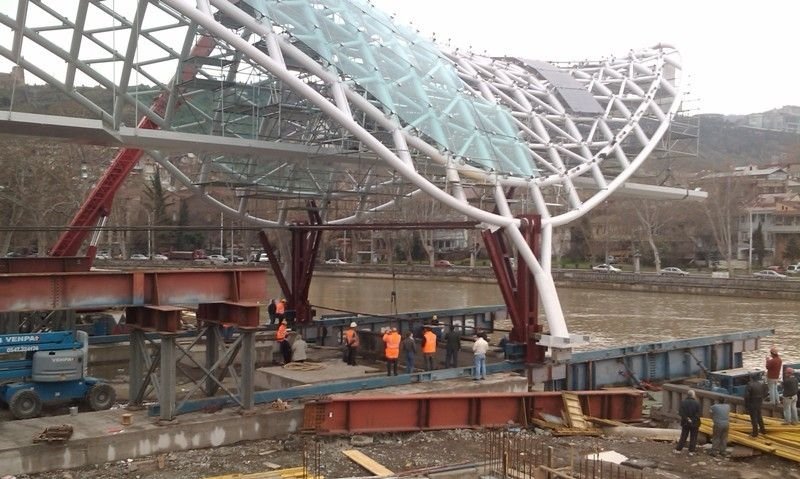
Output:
[{"xmin": 305, "ymin": 276, "xmax": 798, "ymax": 369}]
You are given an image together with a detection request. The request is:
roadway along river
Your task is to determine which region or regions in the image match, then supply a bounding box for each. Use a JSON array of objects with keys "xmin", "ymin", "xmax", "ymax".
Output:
[{"xmin": 306, "ymin": 275, "xmax": 797, "ymax": 369}]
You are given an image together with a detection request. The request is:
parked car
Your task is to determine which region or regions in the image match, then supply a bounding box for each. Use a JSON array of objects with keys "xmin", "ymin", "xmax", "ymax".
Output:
[
  {"xmin": 151, "ymin": 253, "xmax": 169, "ymax": 261},
  {"xmin": 258, "ymin": 253, "xmax": 270, "ymax": 263},
  {"xmin": 658, "ymin": 267, "xmax": 689, "ymax": 276},
  {"xmin": 592, "ymin": 264, "xmax": 621, "ymax": 273},
  {"xmin": 228, "ymin": 255, "xmax": 245, "ymax": 263},
  {"xmin": 787, "ymin": 264, "xmax": 800, "ymax": 275},
  {"xmin": 767, "ymin": 265, "xmax": 786, "ymax": 274},
  {"xmin": 753, "ymin": 269, "xmax": 787, "ymax": 280},
  {"xmin": 207, "ymin": 254, "xmax": 229, "ymax": 263},
  {"xmin": 325, "ymin": 258, "xmax": 347, "ymax": 264},
  {"xmin": 130, "ymin": 253, "xmax": 148, "ymax": 260},
  {"xmin": 95, "ymin": 252, "xmax": 111, "ymax": 260},
  {"xmin": 434, "ymin": 259, "xmax": 453, "ymax": 268}
]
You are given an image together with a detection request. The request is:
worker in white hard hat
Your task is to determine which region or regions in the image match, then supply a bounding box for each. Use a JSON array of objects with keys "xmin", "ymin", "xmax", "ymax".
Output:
[{"xmin": 344, "ymin": 321, "xmax": 360, "ymax": 366}]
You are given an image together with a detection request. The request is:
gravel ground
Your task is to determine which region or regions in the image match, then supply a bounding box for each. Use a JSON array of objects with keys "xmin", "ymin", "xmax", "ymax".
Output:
[{"xmin": 15, "ymin": 427, "xmax": 800, "ymax": 479}]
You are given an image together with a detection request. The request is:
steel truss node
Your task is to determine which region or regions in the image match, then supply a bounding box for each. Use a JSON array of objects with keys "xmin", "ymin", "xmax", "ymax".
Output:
[{"xmin": 0, "ymin": 0, "xmax": 695, "ymax": 342}]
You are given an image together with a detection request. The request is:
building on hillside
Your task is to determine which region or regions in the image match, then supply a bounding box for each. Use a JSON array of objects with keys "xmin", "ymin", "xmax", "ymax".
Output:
[
  {"xmin": 0, "ymin": 66, "xmax": 24, "ymax": 88},
  {"xmin": 697, "ymin": 165, "xmax": 791, "ymax": 195},
  {"xmin": 738, "ymin": 193, "xmax": 800, "ymax": 264},
  {"xmin": 740, "ymin": 106, "xmax": 800, "ymax": 134}
]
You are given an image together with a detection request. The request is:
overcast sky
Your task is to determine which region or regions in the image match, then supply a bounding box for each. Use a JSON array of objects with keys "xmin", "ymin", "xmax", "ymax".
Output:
[{"xmin": 372, "ymin": 0, "xmax": 799, "ymax": 116}]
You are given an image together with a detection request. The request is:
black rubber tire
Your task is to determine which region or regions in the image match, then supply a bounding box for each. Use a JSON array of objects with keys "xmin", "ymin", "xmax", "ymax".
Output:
[
  {"xmin": 87, "ymin": 383, "xmax": 116, "ymax": 411},
  {"xmin": 9, "ymin": 389, "xmax": 42, "ymax": 419}
]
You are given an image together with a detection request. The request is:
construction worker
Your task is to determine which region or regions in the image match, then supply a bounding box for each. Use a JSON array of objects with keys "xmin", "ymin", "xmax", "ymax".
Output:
[
  {"xmin": 344, "ymin": 322, "xmax": 359, "ymax": 366},
  {"xmin": 276, "ymin": 319, "xmax": 291, "ymax": 364},
  {"xmin": 422, "ymin": 326, "xmax": 437, "ymax": 371},
  {"xmin": 275, "ymin": 298, "xmax": 286, "ymax": 322},
  {"xmin": 382, "ymin": 326, "xmax": 401, "ymax": 376}
]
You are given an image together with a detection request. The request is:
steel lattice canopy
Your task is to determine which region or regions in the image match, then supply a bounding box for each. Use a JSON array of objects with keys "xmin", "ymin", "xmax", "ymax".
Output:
[{"xmin": 0, "ymin": 0, "xmax": 702, "ymax": 343}]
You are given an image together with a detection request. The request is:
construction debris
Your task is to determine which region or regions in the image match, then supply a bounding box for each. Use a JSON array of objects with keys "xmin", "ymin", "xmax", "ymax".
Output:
[
  {"xmin": 601, "ymin": 426, "xmax": 680, "ymax": 441},
  {"xmin": 699, "ymin": 412, "xmax": 800, "ymax": 463},
  {"xmin": 341, "ymin": 449, "xmax": 394, "ymax": 477},
  {"xmin": 33, "ymin": 425, "xmax": 73, "ymax": 443},
  {"xmin": 203, "ymin": 467, "xmax": 322, "ymax": 478},
  {"xmin": 562, "ymin": 392, "xmax": 590, "ymax": 429},
  {"xmin": 528, "ymin": 392, "xmax": 603, "ymax": 436}
]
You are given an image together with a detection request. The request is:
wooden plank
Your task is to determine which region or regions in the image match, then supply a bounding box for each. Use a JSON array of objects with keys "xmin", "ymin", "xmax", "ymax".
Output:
[
  {"xmin": 342, "ymin": 449, "xmax": 394, "ymax": 477},
  {"xmin": 562, "ymin": 392, "xmax": 589, "ymax": 430},
  {"xmin": 585, "ymin": 416, "xmax": 627, "ymax": 427},
  {"xmin": 203, "ymin": 467, "xmax": 320, "ymax": 479}
]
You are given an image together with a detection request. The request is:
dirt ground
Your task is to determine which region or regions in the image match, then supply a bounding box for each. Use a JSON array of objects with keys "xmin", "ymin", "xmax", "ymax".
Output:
[{"xmin": 15, "ymin": 425, "xmax": 800, "ymax": 479}]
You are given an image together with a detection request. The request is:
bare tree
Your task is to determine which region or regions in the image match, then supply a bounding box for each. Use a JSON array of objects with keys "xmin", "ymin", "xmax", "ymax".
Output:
[
  {"xmin": 702, "ymin": 175, "xmax": 751, "ymax": 274},
  {"xmin": 633, "ymin": 200, "xmax": 670, "ymax": 271}
]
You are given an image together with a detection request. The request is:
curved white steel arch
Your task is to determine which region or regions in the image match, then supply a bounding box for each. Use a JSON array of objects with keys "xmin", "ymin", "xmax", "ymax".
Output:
[{"xmin": 0, "ymin": 0, "xmax": 684, "ymax": 343}]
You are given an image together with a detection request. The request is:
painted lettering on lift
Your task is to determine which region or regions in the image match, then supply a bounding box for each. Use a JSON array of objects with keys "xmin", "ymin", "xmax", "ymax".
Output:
[
  {"xmin": 0, "ymin": 335, "xmax": 40, "ymax": 344},
  {"xmin": 5, "ymin": 345, "xmax": 39, "ymax": 353}
]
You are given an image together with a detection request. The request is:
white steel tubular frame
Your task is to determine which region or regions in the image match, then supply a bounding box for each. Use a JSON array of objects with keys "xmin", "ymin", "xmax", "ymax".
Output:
[{"xmin": 0, "ymin": 0, "xmax": 685, "ymax": 343}]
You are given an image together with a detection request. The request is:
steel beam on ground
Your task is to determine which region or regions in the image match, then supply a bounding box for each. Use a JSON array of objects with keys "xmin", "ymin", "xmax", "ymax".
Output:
[
  {"xmin": 303, "ymin": 389, "xmax": 644, "ymax": 434},
  {"xmin": 0, "ymin": 269, "xmax": 267, "ymax": 312}
]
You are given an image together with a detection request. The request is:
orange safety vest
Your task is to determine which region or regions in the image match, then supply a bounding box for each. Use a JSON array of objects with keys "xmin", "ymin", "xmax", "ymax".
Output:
[
  {"xmin": 344, "ymin": 328, "xmax": 359, "ymax": 347},
  {"xmin": 276, "ymin": 323, "xmax": 287, "ymax": 342},
  {"xmin": 383, "ymin": 331, "xmax": 401, "ymax": 359},
  {"xmin": 276, "ymin": 302, "xmax": 286, "ymax": 315},
  {"xmin": 422, "ymin": 330, "xmax": 437, "ymax": 354}
]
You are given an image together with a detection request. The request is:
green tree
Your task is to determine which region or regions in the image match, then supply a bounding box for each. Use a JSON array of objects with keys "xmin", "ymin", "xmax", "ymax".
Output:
[
  {"xmin": 752, "ymin": 222, "xmax": 765, "ymax": 268},
  {"xmin": 173, "ymin": 200, "xmax": 203, "ymax": 250}
]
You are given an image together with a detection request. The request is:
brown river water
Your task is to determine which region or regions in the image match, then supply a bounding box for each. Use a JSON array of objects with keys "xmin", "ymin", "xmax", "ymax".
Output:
[{"xmin": 304, "ymin": 276, "xmax": 797, "ymax": 369}]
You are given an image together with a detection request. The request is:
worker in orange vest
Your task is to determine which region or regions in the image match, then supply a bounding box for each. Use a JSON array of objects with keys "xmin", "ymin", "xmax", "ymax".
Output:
[
  {"xmin": 344, "ymin": 321, "xmax": 359, "ymax": 366},
  {"xmin": 275, "ymin": 298, "xmax": 286, "ymax": 322},
  {"xmin": 276, "ymin": 319, "xmax": 291, "ymax": 364},
  {"xmin": 382, "ymin": 326, "xmax": 402, "ymax": 376},
  {"xmin": 422, "ymin": 326, "xmax": 437, "ymax": 371}
]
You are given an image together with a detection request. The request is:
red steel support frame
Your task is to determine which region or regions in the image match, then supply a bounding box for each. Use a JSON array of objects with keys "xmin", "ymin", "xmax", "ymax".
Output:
[
  {"xmin": 482, "ymin": 215, "xmax": 545, "ymax": 365},
  {"xmin": 258, "ymin": 201, "xmax": 323, "ymax": 324},
  {"xmin": 0, "ymin": 269, "xmax": 266, "ymax": 332},
  {"xmin": 303, "ymin": 390, "xmax": 644, "ymax": 434}
]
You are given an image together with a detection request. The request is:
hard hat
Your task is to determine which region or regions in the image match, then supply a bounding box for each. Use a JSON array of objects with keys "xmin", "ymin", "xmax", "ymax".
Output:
[
  {"xmin": 350, "ymin": 322, "xmax": 357, "ymax": 328},
  {"xmin": 432, "ymin": 315, "xmax": 437, "ymax": 320},
  {"xmin": 281, "ymin": 298, "xmax": 287, "ymax": 303},
  {"xmin": 391, "ymin": 326, "xmax": 397, "ymax": 331},
  {"xmin": 770, "ymin": 347, "xmax": 779, "ymax": 355}
]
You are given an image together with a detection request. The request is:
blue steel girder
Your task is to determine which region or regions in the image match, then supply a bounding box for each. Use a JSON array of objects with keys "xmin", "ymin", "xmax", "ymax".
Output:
[{"xmin": 563, "ymin": 329, "xmax": 773, "ymax": 390}]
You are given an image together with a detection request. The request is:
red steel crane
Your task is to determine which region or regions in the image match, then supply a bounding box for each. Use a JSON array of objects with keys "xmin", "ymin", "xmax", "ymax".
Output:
[{"xmin": 49, "ymin": 36, "xmax": 216, "ymax": 261}]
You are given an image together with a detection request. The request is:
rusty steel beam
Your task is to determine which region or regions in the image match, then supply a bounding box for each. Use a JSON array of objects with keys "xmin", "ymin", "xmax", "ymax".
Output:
[
  {"xmin": 303, "ymin": 390, "xmax": 644, "ymax": 434},
  {"xmin": 0, "ymin": 256, "xmax": 92, "ymax": 274},
  {"xmin": 0, "ymin": 269, "xmax": 267, "ymax": 313}
]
